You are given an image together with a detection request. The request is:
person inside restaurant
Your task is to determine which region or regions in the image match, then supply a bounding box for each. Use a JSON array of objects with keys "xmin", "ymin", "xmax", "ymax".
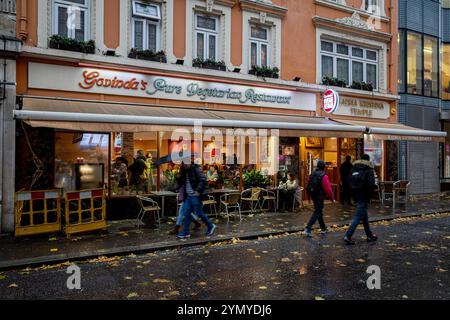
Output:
[{"xmin": 278, "ymin": 173, "xmax": 300, "ymax": 212}]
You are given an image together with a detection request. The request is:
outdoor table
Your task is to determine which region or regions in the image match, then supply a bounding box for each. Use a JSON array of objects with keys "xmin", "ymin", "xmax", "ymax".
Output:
[
  {"xmin": 148, "ymin": 191, "xmax": 177, "ymax": 217},
  {"xmin": 210, "ymin": 189, "xmax": 239, "ymax": 194}
]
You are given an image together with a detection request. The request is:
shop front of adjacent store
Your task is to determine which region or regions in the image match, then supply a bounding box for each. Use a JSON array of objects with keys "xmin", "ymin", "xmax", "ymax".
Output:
[{"xmin": 14, "ymin": 59, "xmax": 446, "ymax": 221}]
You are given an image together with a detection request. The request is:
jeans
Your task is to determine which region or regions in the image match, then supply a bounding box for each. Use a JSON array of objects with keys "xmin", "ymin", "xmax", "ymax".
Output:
[
  {"xmin": 345, "ymin": 201, "xmax": 373, "ymax": 238},
  {"xmin": 180, "ymin": 195, "xmax": 213, "ymax": 236},
  {"xmin": 176, "ymin": 203, "xmax": 199, "ymax": 226},
  {"xmin": 306, "ymin": 198, "xmax": 327, "ymax": 230}
]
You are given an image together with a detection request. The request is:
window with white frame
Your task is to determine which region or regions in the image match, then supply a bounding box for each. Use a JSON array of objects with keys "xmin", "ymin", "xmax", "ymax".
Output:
[
  {"xmin": 132, "ymin": 0, "xmax": 161, "ymax": 51},
  {"xmin": 194, "ymin": 14, "xmax": 219, "ymax": 60},
  {"xmin": 321, "ymin": 40, "xmax": 379, "ymax": 89},
  {"xmin": 364, "ymin": 0, "xmax": 381, "ymax": 14},
  {"xmin": 250, "ymin": 25, "xmax": 269, "ymax": 67},
  {"xmin": 52, "ymin": 0, "xmax": 90, "ymax": 41}
]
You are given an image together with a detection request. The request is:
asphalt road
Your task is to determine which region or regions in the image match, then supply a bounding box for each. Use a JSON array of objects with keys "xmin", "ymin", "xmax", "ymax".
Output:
[{"xmin": 0, "ymin": 214, "xmax": 449, "ymax": 300}]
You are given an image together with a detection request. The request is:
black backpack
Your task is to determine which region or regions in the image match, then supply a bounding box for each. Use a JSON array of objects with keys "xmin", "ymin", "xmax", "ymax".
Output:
[
  {"xmin": 348, "ymin": 167, "xmax": 366, "ymax": 190},
  {"xmin": 306, "ymin": 171, "xmax": 325, "ymax": 197}
]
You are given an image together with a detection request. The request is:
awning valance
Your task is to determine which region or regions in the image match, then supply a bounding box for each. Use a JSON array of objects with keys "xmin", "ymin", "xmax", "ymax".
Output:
[
  {"xmin": 335, "ymin": 119, "xmax": 446, "ymax": 142},
  {"xmin": 15, "ymin": 97, "xmax": 366, "ymax": 138}
]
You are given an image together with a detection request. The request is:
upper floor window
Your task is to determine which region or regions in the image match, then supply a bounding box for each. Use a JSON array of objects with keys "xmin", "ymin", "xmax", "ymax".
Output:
[
  {"xmin": 250, "ymin": 25, "xmax": 269, "ymax": 67},
  {"xmin": 443, "ymin": 44, "xmax": 450, "ymax": 100},
  {"xmin": 132, "ymin": 1, "xmax": 161, "ymax": 51},
  {"xmin": 321, "ymin": 40, "xmax": 378, "ymax": 89},
  {"xmin": 194, "ymin": 14, "xmax": 218, "ymax": 60},
  {"xmin": 398, "ymin": 30, "xmax": 439, "ymax": 97},
  {"xmin": 52, "ymin": 0, "xmax": 90, "ymax": 41}
]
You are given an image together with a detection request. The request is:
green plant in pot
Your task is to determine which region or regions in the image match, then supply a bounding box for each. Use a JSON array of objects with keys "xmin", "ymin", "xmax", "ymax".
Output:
[{"xmin": 243, "ymin": 169, "xmax": 269, "ymax": 188}]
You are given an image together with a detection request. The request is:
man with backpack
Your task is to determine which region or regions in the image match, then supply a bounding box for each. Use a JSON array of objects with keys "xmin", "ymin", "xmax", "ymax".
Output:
[
  {"xmin": 303, "ymin": 160, "xmax": 335, "ymax": 237},
  {"xmin": 344, "ymin": 154, "xmax": 378, "ymax": 245}
]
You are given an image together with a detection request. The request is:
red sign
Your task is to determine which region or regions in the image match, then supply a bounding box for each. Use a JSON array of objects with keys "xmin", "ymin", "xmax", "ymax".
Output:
[{"xmin": 323, "ymin": 89, "xmax": 339, "ymax": 114}]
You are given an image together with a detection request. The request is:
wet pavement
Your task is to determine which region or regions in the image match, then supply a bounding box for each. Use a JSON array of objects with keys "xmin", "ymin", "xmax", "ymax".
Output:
[
  {"xmin": 1, "ymin": 192, "xmax": 450, "ymax": 270},
  {"xmin": 0, "ymin": 213, "xmax": 448, "ymax": 300}
]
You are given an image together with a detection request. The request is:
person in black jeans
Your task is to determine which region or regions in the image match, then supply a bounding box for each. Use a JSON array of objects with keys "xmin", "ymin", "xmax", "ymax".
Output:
[
  {"xmin": 303, "ymin": 161, "xmax": 335, "ymax": 237},
  {"xmin": 344, "ymin": 154, "xmax": 378, "ymax": 245},
  {"xmin": 340, "ymin": 155, "xmax": 353, "ymax": 205}
]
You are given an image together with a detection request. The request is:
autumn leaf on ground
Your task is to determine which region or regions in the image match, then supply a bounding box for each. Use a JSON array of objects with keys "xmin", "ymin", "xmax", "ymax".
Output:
[
  {"xmin": 125, "ymin": 276, "xmax": 133, "ymax": 280},
  {"xmin": 127, "ymin": 292, "xmax": 139, "ymax": 299},
  {"xmin": 153, "ymin": 278, "xmax": 171, "ymax": 284},
  {"xmin": 281, "ymin": 257, "xmax": 291, "ymax": 263},
  {"xmin": 315, "ymin": 296, "xmax": 325, "ymax": 300},
  {"xmin": 355, "ymin": 258, "xmax": 366, "ymax": 263},
  {"xmin": 298, "ymin": 266, "xmax": 307, "ymax": 275},
  {"xmin": 402, "ymin": 295, "xmax": 408, "ymax": 299},
  {"xmin": 50, "ymin": 248, "xmax": 58, "ymax": 252},
  {"xmin": 436, "ymin": 268, "xmax": 447, "ymax": 272},
  {"xmin": 8, "ymin": 283, "xmax": 18, "ymax": 288},
  {"xmin": 48, "ymin": 237, "xmax": 57, "ymax": 241},
  {"xmin": 258, "ymin": 286, "xmax": 268, "ymax": 290},
  {"xmin": 197, "ymin": 281, "xmax": 207, "ymax": 287},
  {"xmin": 168, "ymin": 291, "xmax": 180, "ymax": 297},
  {"xmin": 0, "ymin": 275, "xmax": 6, "ymax": 280}
]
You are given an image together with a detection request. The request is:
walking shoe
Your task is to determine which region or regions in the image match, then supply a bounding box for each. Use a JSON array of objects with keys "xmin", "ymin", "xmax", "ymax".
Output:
[
  {"xmin": 177, "ymin": 233, "xmax": 191, "ymax": 240},
  {"xmin": 302, "ymin": 228, "xmax": 313, "ymax": 237},
  {"xmin": 320, "ymin": 228, "xmax": 329, "ymax": 234},
  {"xmin": 206, "ymin": 224, "xmax": 217, "ymax": 236},
  {"xmin": 169, "ymin": 225, "xmax": 181, "ymax": 235},
  {"xmin": 367, "ymin": 234, "xmax": 378, "ymax": 243},
  {"xmin": 193, "ymin": 220, "xmax": 202, "ymax": 230},
  {"xmin": 343, "ymin": 236, "xmax": 355, "ymax": 245}
]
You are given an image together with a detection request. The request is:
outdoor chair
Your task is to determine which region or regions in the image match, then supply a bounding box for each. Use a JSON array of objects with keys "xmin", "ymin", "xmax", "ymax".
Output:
[
  {"xmin": 292, "ymin": 187, "xmax": 304, "ymax": 212},
  {"xmin": 240, "ymin": 188, "xmax": 263, "ymax": 213},
  {"xmin": 202, "ymin": 195, "xmax": 218, "ymax": 217},
  {"xmin": 380, "ymin": 182, "xmax": 394, "ymax": 206},
  {"xmin": 393, "ymin": 180, "xmax": 410, "ymax": 210},
  {"xmin": 261, "ymin": 189, "xmax": 277, "ymax": 212},
  {"xmin": 135, "ymin": 195, "xmax": 161, "ymax": 229},
  {"xmin": 220, "ymin": 193, "xmax": 242, "ymax": 221}
]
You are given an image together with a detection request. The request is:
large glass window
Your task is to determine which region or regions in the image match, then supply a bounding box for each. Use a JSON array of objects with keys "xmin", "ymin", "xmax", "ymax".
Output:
[
  {"xmin": 320, "ymin": 40, "xmax": 379, "ymax": 89},
  {"xmin": 132, "ymin": 1, "xmax": 161, "ymax": 52},
  {"xmin": 443, "ymin": 44, "xmax": 450, "ymax": 100},
  {"xmin": 55, "ymin": 132, "xmax": 109, "ymax": 192},
  {"xmin": 406, "ymin": 32, "xmax": 423, "ymax": 95},
  {"xmin": 443, "ymin": 123, "xmax": 450, "ymax": 178},
  {"xmin": 250, "ymin": 25, "xmax": 269, "ymax": 67},
  {"xmin": 195, "ymin": 14, "xmax": 218, "ymax": 60},
  {"xmin": 423, "ymin": 36, "xmax": 439, "ymax": 97},
  {"xmin": 52, "ymin": 0, "xmax": 90, "ymax": 40},
  {"xmin": 398, "ymin": 30, "xmax": 406, "ymax": 93}
]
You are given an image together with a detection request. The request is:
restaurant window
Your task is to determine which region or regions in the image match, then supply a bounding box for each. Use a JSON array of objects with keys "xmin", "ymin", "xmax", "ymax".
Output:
[
  {"xmin": 195, "ymin": 14, "xmax": 218, "ymax": 61},
  {"xmin": 364, "ymin": 134, "xmax": 384, "ymax": 181},
  {"xmin": 424, "ymin": 36, "xmax": 439, "ymax": 97},
  {"xmin": 250, "ymin": 25, "xmax": 269, "ymax": 67},
  {"xmin": 442, "ymin": 44, "xmax": 450, "ymax": 100},
  {"xmin": 320, "ymin": 40, "xmax": 378, "ymax": 89},
  {"xmin": 52, "ymin": 0, "xmax": 90, "ymax": 41},
  {"xmin": 55, "ymin": 132, "xmax": 109, "ymax": 192},
  {"xmin": 132, "ymin": 1, "xmax": 161, "ymax": 52},
  {"xmin": 406, "ymin": 31, "xmax": 423, "ymax": 95}
]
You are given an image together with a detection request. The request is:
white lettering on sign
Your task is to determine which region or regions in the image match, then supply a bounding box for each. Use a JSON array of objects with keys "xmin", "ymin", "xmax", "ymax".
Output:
[
  {"xmin": 28, "ymin": 63, "xmax": 316, "ymax": 111},
  {"xmin": 334, "ymin": 96, "xmax": 390, "ymax": 119}
]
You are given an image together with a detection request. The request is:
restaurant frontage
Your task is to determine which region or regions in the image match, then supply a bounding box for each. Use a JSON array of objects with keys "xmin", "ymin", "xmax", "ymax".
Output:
[{"xmin": 13, "ymin": 59, "xmax": 446, "ymax": 229}]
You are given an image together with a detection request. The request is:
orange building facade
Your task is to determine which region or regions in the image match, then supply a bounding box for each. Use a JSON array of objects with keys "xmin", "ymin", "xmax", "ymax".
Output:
[{"xmin": 3, "ymin": 0, "xmax": 445, "ymax": 231}]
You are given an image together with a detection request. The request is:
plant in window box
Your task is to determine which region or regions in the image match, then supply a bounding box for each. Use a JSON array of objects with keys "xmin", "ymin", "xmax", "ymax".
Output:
[
  {"xmin": 128, "ymin": 48, "xmax": 167, "ymax": 63},
  {"xmin": 249, "ymin": 65, "xmax": 279, "ymax": 79},
  {"xmin": 350, "ymin": 81, "xmax": 373, "ymax": 92},
  {"xmin": 322, "ymin": 76, "xmax": 346, "ymax": 88},
  {"xmin": 192, "ymin": 58, "xmax": 226, "ymax": 71},
  {"xmin": 48, "ymin": 35, "xmax": 96, "ymax": 54}
]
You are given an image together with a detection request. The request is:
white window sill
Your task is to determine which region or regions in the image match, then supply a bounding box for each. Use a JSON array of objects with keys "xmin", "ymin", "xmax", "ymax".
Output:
[{"xmin": 314, "ymin": 0, "xmax": 390, "ymax": 22}]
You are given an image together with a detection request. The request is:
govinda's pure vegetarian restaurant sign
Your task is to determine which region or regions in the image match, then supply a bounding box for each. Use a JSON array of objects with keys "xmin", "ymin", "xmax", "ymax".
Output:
[{"xmin": 28, "ymin": 62, "xmax": 316, "ymax": 111}]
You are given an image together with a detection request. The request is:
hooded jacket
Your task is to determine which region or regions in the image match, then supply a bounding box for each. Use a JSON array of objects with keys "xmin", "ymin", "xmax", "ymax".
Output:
[{"xmin": 348, "ymin": 159, "xmax": 376, "ymax": 202}]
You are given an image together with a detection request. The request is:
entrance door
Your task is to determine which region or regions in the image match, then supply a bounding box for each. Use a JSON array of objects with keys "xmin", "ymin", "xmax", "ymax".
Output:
[{"xmin": 407, "ymin": 142, "xmax": 439, "ymax": 194}]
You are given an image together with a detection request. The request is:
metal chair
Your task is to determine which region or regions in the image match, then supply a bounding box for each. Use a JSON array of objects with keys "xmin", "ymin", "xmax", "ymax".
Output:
[
  {"xmin": 261, "ymin": 189, "xmax": 277, "ymax": 212},
  {"xmin": 292, "ymin": 187, "xmax": 304, "ymax": 212},
  {"xmin": 135, "ymin": 195, "xmax": 161, "ymax": 228},
  {"xmin": 381, "ymin": 182, "xmax": 394, "ymax": 206},
  {"xmin": 220, "ymin": 193, "xmax": 242, "ymax": 221},
  {"xmin": 393, "ymin": 180, "xmax": 410, "ymax": 210},
  {"xmin": 202, "ymin": 195, "xmax": 218, "ymax": 217},
  {"xmin": 240, "ymin": 188, "xmax": 262, "ymax": 213}
]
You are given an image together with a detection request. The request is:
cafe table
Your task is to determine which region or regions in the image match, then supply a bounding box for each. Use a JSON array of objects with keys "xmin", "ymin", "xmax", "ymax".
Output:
[{"xmin": 148, "ymin": 190, "xmax": 178, "ymax": 217}]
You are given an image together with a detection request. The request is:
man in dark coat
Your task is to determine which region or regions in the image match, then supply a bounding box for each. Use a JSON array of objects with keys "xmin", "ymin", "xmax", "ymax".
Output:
[
  {"xmin": 344, "ymin": 154, "xmax": 378, "ymax": 245},
  {"xmin": 340, "ymin": 155, "xmax": 353, "ymax": 205}
]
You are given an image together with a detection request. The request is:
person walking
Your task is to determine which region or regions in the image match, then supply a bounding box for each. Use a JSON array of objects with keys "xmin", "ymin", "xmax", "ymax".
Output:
[
  {"xmin": 169, "ymin": 184, "xmax": 202, "ymax": 235},
  {"xmin": 340, "ymin": 155, "xmax": 353, "ymax": 205},
  {"xmin": 303, "ymin": 160, "xmax": 335, "ymax": 237},
  {"xmin": 176, "ymin": 160, "xmax": 216, "ymax": 239},
  {"xmin": 343, "ymin": 154, "xmax": 378, "ymax": 245}
]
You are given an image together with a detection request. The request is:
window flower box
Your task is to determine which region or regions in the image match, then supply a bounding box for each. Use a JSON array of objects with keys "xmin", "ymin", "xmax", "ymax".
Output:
[
  {"xmin": 128, "ymin": 49, "xmax": 167, "ymax": 63},
  {"xmin": 48, "ymin": 35, "xmax": 96, "ymax": 54},
  {"xmin": 192, "ymin": 58, "xmax": 226, "ymax": 71},
  {"xmin": 350, "ymin": 81, "xmax": 374, "ymax": 92},
  {"xmin": 249, "ymin": 66, "xmax": 279, "ymax": 79},
  {"xmin": 322, "ymin": 76, "xmax": 347, "ymax": 88}
]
